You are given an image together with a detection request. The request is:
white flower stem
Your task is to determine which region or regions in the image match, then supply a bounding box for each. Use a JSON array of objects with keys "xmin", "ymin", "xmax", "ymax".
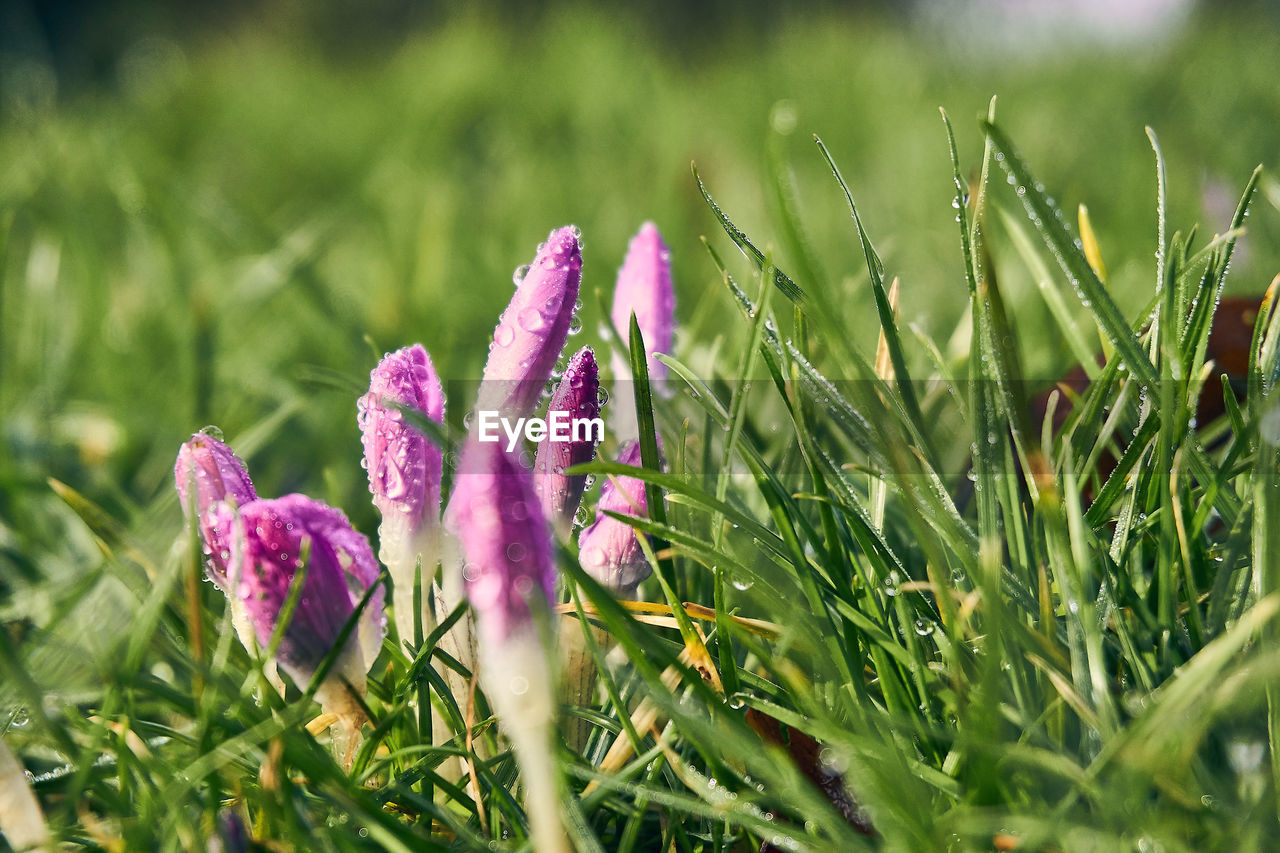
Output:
[{"xmin": 480, "ymin": 623, "xmax": 569, "ymax": 853}]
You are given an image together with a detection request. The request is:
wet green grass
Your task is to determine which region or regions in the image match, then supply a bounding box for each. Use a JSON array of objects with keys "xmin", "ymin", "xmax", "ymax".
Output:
[{"xmin": 4, "ymin": 4, "xmax": 1280, "ymax": 850}]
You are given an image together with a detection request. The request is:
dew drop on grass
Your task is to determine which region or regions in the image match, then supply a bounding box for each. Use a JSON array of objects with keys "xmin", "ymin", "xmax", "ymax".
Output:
[
  {"xmin": 914, "ymin": 618, "xmax": 936, "ymax": 636},
  {"xmin": 731, "ymin": 575, "xmax": 754, "ymax": 592},
  {"xmin": 883, "ymin": 570, "xmax": 900, "ymax": 597}
]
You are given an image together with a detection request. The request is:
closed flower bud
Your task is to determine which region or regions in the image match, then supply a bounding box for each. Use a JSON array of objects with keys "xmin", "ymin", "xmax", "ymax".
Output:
[
  {"xmin": 578, "ymin": 440, "xmax": 653, "ymax": 594},
  {"xmin": 174, "ymin": 431, "xmax": 258, "ymax": 588},
  {"xmin": 533, "ymin": 346, "xmax": 602, "ymax": 536},
  {"xmin": 357, "ymin": 344, "xmax": 445, "ymax": 642},
  {"xmin": 217, "ymin": 494, "xmax": 385, "ymax": 731},
  {"xmin": 611, "ymin": 221, "xmax": 675, "ymax": 386},
  {"xmin": 445, "ymin": 438, "xmax": 568, "ymax": 853},
  {"xmin": 479, "ymin": 226, "xmax": 583, "ymax": 418},
  {"xmin": 447, "ymin": 441, "xmax": 556, "ymax": 647}
]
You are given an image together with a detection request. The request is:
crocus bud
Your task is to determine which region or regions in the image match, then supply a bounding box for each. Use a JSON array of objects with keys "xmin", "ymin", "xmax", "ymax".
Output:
[
  {"xmin": 448, "ymin": 441, "xmax": 556, "ymax": 647},
  {"xmin": 533, "ymin": 346, "xmax": 602, "ymax": 536},
  {"xmin": 478, "ymin": 226, "xmax": 583, "ymax": 419},
  {"xmin": 578, "ymin": 440, "xmax": 653, "ymax": 594},
  {"xmin": 174, "ymin": 431, "xmax": 258, "ymax": 587},
  {"xmin": 446, "ymin": 440, "xmax": 569, "ymax": 853},
  {"xmin": 217, "ymin": 494, "xmax": 385, "ymax": 762},
  {"xmin": 611, "ymin": 221, "xmax": 675, "ymax": 387},
  {"xmin": 357, "ymin": 344, "xmax": 445, "ymax": 643}
]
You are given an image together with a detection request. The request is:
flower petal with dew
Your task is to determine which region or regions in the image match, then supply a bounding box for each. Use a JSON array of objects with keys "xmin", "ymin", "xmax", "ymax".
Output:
[
  {"xmin": 611, "ymin": 222, "xmax": 675, "ymax": 410},
  {"xmin": 217, "ymin": 494, "xmax": 384, "ymax": 762},
  {"xmin": 578, "ymin": 440, "xmax": 654, "ymax": 595},
  {"xmin": 174, "ymin": 430, "xmax": 257, "ymax": 588},
  {"xmin": 446, "ymin": 439, "xmax": 568, "ymax": 853},
  {"xmin": 533, "ymin": 346, "xmax": 602, "ymax": 537},
  {"xmin": 174, "ymin": 430, "xmax": 279, "ymax": 692},
  {"xmin": 478, "ymin": 225, "xmax": 582, "ymax": 419},
  {"xmin": 357, "ymin": 344, "xmax": 445, "ymax": 643}
]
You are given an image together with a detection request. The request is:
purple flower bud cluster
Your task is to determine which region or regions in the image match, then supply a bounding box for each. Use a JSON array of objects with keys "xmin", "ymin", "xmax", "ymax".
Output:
[{"xmin": 173, "ymin": 222, "xmax": 675, "ymax": 793}]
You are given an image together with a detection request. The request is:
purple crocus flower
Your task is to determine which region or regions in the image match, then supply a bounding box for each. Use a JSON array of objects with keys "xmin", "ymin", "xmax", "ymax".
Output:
[
  {"xmin": 174, "ymin": 431, "xmax": 258, "ymax": 587},
  {"xmin": 478, "ymin": 226, "xmax": 583, "ymax": 419},
  {"xmin": 611, "ymin": 222, "xmax": 675, "ymax": 387},
  {"xmin": 357, "ymin": 344, "xmax": 445, "ymax": 642},
  {"xmin": 447, "ymin": 441, "xmax": 556, "ymax": 648},
  {"xmin": 216, "ymin": 495, "xmax": 385, "ymax": 721},
  {"xmin": 532, "ymin": 346, "xmax": 602, "ymax": 536},
  {"xmin": 578, "ymin": 440, "xmax": 652, "ymax": 594},
  {"xmin": 445, "ymin": 438, "xmax": 568, "ymax": 852}
]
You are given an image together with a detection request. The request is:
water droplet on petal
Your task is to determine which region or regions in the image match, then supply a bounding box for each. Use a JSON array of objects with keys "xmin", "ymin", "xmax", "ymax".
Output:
[{"xmin": 518, "ymin": 307, "xmax": 546, "ymax": 332}]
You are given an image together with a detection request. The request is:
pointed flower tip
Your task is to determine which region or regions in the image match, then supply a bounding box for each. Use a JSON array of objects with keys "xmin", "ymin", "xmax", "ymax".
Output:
[
  {"xmin": 533, "ymin": 346, "xmax": 603, "ymax": 530},
  {"xmin": 480, "ymin": 226, "xmax": 584, "ymax": 417},
  {"xmin": 221, "ymin": 494, "xmax": 385, "ymax": 691},
  {"xmin": 174, "ymin": 431, "xmax": 257, "ymax": 587},
  {"xmin": 578, "ymin": 439, "xmax": 655, "ymax": 592},
  {"xmin": 358, "ymin": 344, "xmax": 445, "ymax": 529},
  {"xmin": 546, "ymin": 225, "xmax": 584, "ymax": 265},
  {"xmin": 174, "ymin": 431, "xmax": 257, "ymax": 514},
  {"xmin": 448, "ymin": 440, "xmax": 556, "ymax": 647}
]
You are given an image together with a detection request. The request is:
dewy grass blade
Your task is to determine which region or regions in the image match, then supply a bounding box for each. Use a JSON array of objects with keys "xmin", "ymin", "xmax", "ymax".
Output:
[
  {"xmin": 715, "ymin": 252, "xmax": 775, "ymax": 532},
  {"xmin": 628, "ymin": 314, "xmax": 705, "ymax": 658},
  {"xmin": 998, "ymin": 205, "xmax": 1099, "ymax": 374},
  {"xmin": 1146, "ymin": 128, "xmax": 1169, "ymax": 314},
  {"xmin": 814, "ymin": 134, "xmax": 936, "ymax": 465},
  {"xmin": 982, "ymin": 120, "xmax": 1157, "ymax": 388},
  {"xmin": 691, "ymin": 163, "xmax": 806, "ymax": 306}
]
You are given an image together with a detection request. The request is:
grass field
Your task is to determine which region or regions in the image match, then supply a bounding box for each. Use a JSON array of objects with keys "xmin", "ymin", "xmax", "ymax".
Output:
[{"xmin": 4, "ymin": 3, "xmax": 1280, "ymax": 850}]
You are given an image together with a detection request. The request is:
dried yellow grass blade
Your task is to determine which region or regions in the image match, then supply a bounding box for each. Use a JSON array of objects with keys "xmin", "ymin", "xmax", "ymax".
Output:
[{"xmin": 1077, "ymin": 204, "xmax": 1108, "ymax": 285}]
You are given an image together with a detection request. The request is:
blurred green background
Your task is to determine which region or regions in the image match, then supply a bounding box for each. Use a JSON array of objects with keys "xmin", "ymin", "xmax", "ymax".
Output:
[{"xmin": 2, "ymin": 0, "xmax": 1279, "ymax": 588}]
